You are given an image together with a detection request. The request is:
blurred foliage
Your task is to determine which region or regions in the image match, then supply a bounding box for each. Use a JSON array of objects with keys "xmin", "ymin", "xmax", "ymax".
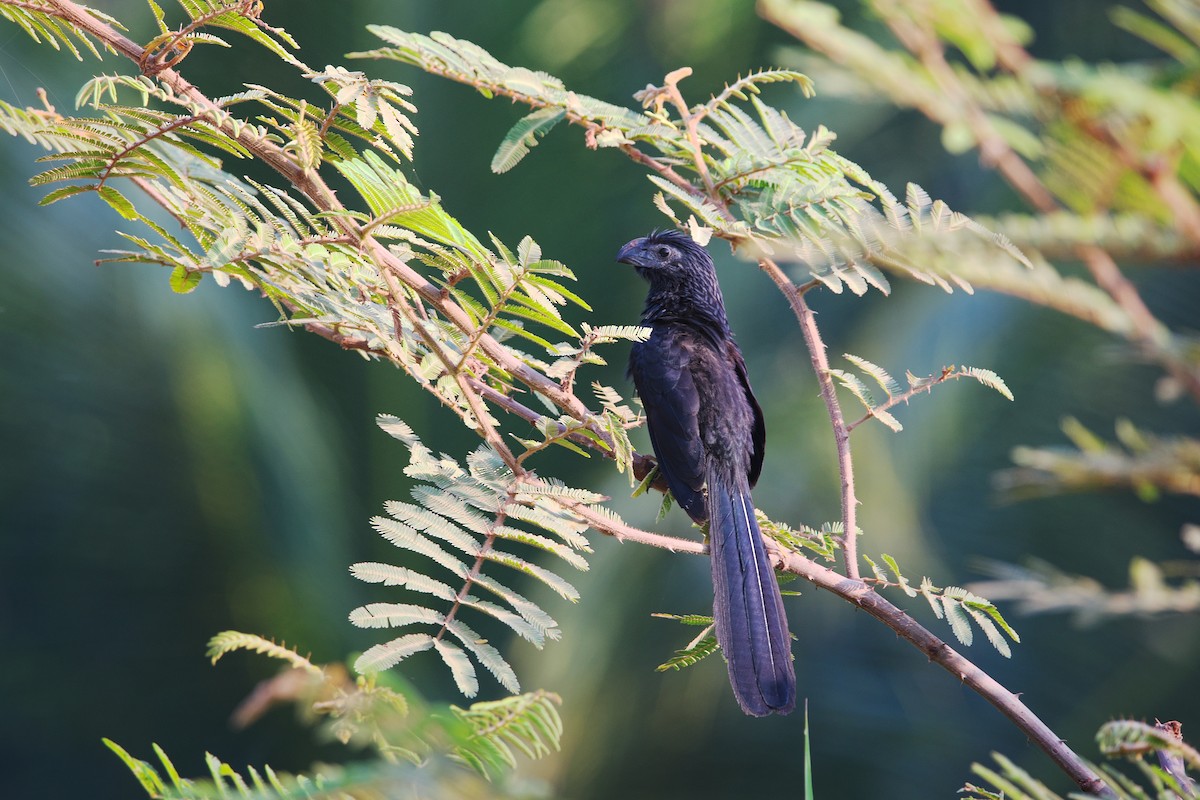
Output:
[
  {"xmin": 0, "ymin": 1, "xmax": 1197, "ymax": 800},
  {"xmin": 764, "ymin": 0, "xmax": 1200, "ymax": 632},
  {"xmin": 107, "ymin": 631, "xmax": 564, "ymax": 798},
  {"xmin": 964, "ymin": 719, "xmax": 1200, "ymax": 799}
]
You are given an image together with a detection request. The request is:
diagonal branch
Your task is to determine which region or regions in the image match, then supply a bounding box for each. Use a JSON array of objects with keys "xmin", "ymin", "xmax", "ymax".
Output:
[
  {"xmin": 571, "ymin": 496, "xmax": 1110, "ymax": 799},
  {"xmin": 766, "ymin": 543, "xmax": 1113, "ymax": 799}
]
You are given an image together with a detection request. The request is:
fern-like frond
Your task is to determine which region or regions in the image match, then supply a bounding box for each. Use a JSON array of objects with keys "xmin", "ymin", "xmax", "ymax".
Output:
[
  {"xmin": 758, "ymin": 512, "xmax": 841, "ymax": 561},
  {"xmin": 146, "ymin": 0, "xmax": 301, "ymax": 66},
  {"xmin": 206, "ymin": 631, "xmax": 322, "ymax": 676},
  {"xmin": 354, "ymin": 27, "xmax": 1023, "ymax": 296},
  {"xmin": 1097, "ymin": 719, "xmax": 1200, "ymax": 774},
  {"xmin": 450, "ymin": 691, "xmax": 563, "ymax": 779},
  {"xmin": 103, "ymin": 736, "xmax": 503, "ymax": 799},
  {"xmin": 656, "ymin": 635, "xmax": 720, "ymax": 672},
  {"xmin": 354, "ymin": 416, "xmax": 613, "ymax": 697},
  {"xmin": 964, "ymin": 727, "xmax": 1199, "ymax": 800},
  {"xmin": 491, "ymin": 108, "xmax": 565, "ymax": 173}
]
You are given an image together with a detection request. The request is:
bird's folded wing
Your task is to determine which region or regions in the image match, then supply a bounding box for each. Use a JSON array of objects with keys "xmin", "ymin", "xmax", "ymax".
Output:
[
  {"xmin": 630, "ymin": 335, "xmax": 707, "ymax": 522},
  {"xmin": 728, "ymin": 340, "xmax": 766, "ymax": 488}
]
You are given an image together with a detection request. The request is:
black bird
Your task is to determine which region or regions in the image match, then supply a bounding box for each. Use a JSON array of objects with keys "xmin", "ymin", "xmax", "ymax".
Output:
[{"xmin": 617, "ymin": 229, "xmax": 796, "ymax": 716}]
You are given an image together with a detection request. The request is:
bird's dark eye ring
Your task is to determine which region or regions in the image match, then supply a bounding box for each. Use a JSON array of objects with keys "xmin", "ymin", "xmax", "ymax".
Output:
[{"xmin": 656, "ymin": 246, "xmax": 670, "ymax": 259}]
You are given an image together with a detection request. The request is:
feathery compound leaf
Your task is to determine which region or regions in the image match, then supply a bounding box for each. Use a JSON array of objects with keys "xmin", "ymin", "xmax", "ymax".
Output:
[
  {"xmin": 358, "ymin": 417, "xmax": 596, "ymax": 696},
  {"xmin": 964, "ymin": 606, "xmax": 1012, "ymax": 658},
  {"xmin": 97, "ymin": 185, "xmax": 139, "ymax": 220},
  {"xmin": 349, "ymin": 562, "xmax": 456, "ymax": 598},
  {"xmin": 169, "ymin": 266, "xmax": 203, "ymax": 294},
  {"xmin": 919, "ymin": 576, "xmax": 944, "ymax": 619},
  {"xmin": 881, "ymin": 553, "xmax": 917, "ymax": 597},
  {"xmin": 656, "ymin": 635, "xmax": 720, "ymax": 672},
  {"xmin": 103, "ymin": 739, "xmax": 167, "ymax": 796},
  {"xmin": 206, "ymin": 631, "xmax": 321, "ymax": 675},
  {"xmin": 349, "ymin": 602, "xmax": 444, "ymax": 629},
  {"xmin": 828, "ymin": 368, "xmax": 875, "ymax": 409},
  {"xmin": 870, "ymin": 407, "xmax": 903, "ymax": 433},
  {"xmin": 452, "ymin": 691, "xmax": 563, "ymax": 778},
  {"xmin": 491, "ymin": 108, "xmax": 565, "ymax": 173},
  {"xmin": 444, "ymin": 619, "xmax": 521, "ymax": 693},
  {"xmin": 652, "ymin": 613, "xmax": 716, "ymax": 626}
]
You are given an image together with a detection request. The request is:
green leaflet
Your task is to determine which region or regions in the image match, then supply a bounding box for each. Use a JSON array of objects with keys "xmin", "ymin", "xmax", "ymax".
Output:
[
  {"xmin": 655, "ymin": 635, "xmax": 719, "ymax": 672},
  {"xmin": 859, "ymin": 556, "xmax": 1020, "ymax": 658},
  {"xmin": 491, "ymin": 108, "xmax": 565, "ymax": 173}
]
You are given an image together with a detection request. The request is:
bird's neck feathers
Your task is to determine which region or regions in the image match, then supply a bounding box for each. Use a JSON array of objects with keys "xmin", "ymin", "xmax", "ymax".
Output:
[{"xmin": 639, "ymin": 261, "xmax": 731, "ymax": 342}]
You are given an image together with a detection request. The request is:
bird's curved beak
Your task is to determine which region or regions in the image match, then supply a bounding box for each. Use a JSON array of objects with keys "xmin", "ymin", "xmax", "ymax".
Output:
[{"xmin": 616, "ymin": 238, "xmax": 645, "ymax": 266}]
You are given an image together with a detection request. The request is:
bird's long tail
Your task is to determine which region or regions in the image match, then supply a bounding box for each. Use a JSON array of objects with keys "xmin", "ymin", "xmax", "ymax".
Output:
[{"xmin": 707, "ymin": 468, "xmax": 797, "ymax": 716}]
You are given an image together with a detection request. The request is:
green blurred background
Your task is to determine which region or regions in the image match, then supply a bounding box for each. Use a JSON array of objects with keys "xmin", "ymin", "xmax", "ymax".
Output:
[{"xmin": 1, "ymin": 1, "xmax": 1197, "ymax": 797}]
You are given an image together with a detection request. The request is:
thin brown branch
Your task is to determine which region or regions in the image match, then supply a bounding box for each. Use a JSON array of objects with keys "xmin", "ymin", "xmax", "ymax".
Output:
[
  {"xmin": 454, "ymin": 369, "xmax": 521, "ymax": 473},
  {"xmin": 970, "ymin": 0, "xmax": 1034, "ymax": 74},
  {"xmin": 559, "ymin": 500, "xmax": 707, "ymax": 554},
  {"xmin": 662, "ymin": 68, "xmax": 716, "ymax": 195},
  {"xmin": 1, "ymin": 0, "xmax": 60, "ymax": 14},
  {"xmin": 1072, "ymin": 115, "xmax": 1200, "ymax": 252},
  {"xmin": 1151, "ymin": 165, "xmax": 1200, "ymax": 249},
  {"xmin": 301, "ymin": 321, "xmax": 372, "ymax": 351},
  {"xmin": 793, "ymin": 292, "xmax": 860, "ymax": 581},
  {"xmin": 767, "ymin": 543, "xmax": 1114, "ymax": 799},
  {"xmin": 128, "ymin": 175, "xmax": 188, "ymax": 227},
  {"xmin": 466, "ymin": 375, "xmax": 666, "ymax": 489},
  {"xmin": 435, "ymin": 490, "xmax": 514, "ymax": 642},
  {"xmin": 846, "ymin": 367, "xmax": 954, "ymax": 432},
  {"xmin": 143, "ymin": 0, "xmax": 256, "ymax": 73},
  {"xmin": 572, "ymin": 491, "xmax": 1111, "ymax": 798}
]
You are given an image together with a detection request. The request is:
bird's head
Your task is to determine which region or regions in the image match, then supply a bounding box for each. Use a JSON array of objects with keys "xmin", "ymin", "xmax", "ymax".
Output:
[
  {"xmin": 615, "ymin": 229, "xmax": 711, "ymax": 279},
  {"xmin": 616, "ymin": 229, "xmax": 728, "ymax": 330}
]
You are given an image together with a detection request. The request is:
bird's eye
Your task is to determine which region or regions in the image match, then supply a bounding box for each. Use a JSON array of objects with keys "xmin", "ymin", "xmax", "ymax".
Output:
[{"xmin": 656, "ymin": 246, "xmax": 670, "ymax": 259}]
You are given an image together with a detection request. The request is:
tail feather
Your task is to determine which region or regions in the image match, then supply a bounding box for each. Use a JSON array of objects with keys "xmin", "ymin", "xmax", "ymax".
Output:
[{"xmin": 707, "ymin": 469, "xmax": 796, "ymax": 716}]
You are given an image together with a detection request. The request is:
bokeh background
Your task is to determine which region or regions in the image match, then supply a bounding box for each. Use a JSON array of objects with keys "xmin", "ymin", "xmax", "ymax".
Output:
[{"xmin": 1, "ymin": 1, "xmax": 1197, "ymax": 798}]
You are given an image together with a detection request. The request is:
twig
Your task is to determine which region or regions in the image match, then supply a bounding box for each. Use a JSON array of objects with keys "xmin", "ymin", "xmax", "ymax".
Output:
[
  {"xmin": 846, "ymin": 367, "xmax": 954, "ymax": 432},
  {"xmin": 766, "ymin": 543, "xmax": 1114, "ymax": 800},
  {"xmin": 570, "ymin": 492, "xmax": 1110, "ymax": 799},
  {"xmin": 661, "ymin": 68, "xmax": 716, "ymax": 195},
  {"xmin": 793, "ymin": 293, "xmax": 860, "ymax": 581},
  {"xmin": 435, "ymin": 490, "xmax": 513, "ymax": 642}
]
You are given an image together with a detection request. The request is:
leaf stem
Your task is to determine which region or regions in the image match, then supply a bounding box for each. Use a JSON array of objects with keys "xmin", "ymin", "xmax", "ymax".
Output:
[{"xmin": 846, "ymin": 367, "xmax": 954, "ymax": 432}]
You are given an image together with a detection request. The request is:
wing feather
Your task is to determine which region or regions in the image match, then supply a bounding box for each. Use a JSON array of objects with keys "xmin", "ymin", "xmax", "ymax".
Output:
[
  {"xmin": 629, "ymin": 330, "xmax": 707, "ymax": 522},
  {"xmin": 728, "ymin": 341, "xmax": 766, "ymax": 487}
]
